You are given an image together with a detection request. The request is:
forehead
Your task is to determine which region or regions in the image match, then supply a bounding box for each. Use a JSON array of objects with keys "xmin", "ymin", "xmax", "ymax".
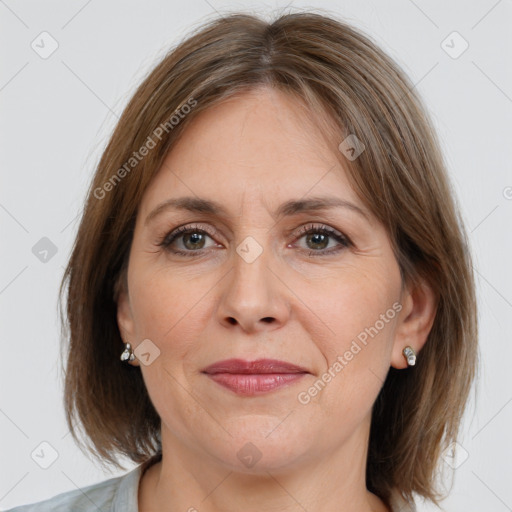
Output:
[{"xmin": 140, "ymin": 87, "xmax": 359, "ymax": 215}]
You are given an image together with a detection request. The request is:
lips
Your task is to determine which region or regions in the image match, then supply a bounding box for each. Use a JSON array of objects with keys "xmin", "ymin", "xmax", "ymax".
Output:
[
  {"xmin": 202, "ymin": 358, "xmax": 309, "ymax": 375},
  {"xmin": 202, "ymin": 358, "xmax": 309, "ymax": 396}
]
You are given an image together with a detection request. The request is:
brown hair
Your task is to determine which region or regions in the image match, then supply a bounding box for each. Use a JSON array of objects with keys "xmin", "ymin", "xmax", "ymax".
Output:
[{"xmin": 59, "ymin": 10, "xmax": 478, "ymax": 506}]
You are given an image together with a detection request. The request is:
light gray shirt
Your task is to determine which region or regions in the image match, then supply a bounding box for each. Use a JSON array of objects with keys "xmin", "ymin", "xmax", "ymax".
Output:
[{"xmin": 4, "ymin": 457, "xmax": 417, "ymax": 511}]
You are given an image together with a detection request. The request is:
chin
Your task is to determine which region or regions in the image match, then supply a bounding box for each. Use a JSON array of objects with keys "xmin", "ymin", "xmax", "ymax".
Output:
[{"xmin": 204, "ymin": 423, "xmax": 314, "ymax": 474}]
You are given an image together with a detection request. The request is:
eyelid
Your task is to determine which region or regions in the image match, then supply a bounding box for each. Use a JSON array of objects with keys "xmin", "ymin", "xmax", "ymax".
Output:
[
  {"xmin": 289, "ymin": 223, "xmax": 352, "ymax": 255},
  {"xmin": 157, "ymin": 221, "xmax": 352, "ymax": 258},
  {"xmin": 292, "ymin": 223, "xmax": 350, "ymax": 243},
  {"xmin": 156, "ymin": 222, "xmax": 220, "ymax": 247}
]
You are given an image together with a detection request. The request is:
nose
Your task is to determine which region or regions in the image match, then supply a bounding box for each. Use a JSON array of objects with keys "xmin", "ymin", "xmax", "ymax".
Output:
[{"xmin": 215, "ymin": 241, "xmax": 291, "ymax": 334}]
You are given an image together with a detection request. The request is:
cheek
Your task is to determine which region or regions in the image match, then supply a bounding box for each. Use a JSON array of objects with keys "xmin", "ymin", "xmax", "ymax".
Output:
[
  {"xmin": 128, "ymin": 261, "xmax": 221, "ymax": 378},
  {"xmin": 128, "ymin": 268, "xmax": 207, "ymax": 427},
  {"xmin": 300, "ymin": 264, "xmax": 400, "ymax": 406},
  {"xmin": 131, "ymin": 278, "xmax": 173, "ymax": 337},
  {"xmin": 309, "ymin": 263, "xmax": 400, "ymax": 354},
  {"xmin": 129, "ymin": 265, "xmax": 198, "ymax": 351}
]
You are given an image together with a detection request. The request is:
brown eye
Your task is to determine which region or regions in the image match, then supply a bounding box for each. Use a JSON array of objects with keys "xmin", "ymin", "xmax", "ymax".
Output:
[
  {"xmin": 294, "ymin": 224, "xmax": 351, "ymax": 256},
  {"xmin": 158, "ymin": 224, "xmax": 219, "ymax": 257},
  {"xmin": 305, "ymin": 232, "xmax": 330, "ymax": 250},
  {"xmin": 181, "ymin": 231, "xmax": 207, "ymax": 250}
]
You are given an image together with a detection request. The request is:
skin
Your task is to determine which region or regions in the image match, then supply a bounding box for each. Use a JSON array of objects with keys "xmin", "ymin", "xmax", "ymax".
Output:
[{"xmin": 117, "ymin": 86, "xmax": 437, "ymax": 512}]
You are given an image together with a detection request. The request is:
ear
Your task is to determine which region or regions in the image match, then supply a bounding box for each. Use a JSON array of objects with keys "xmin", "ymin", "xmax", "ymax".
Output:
[
  {"xmin": 116, "ymin": 278, "xmax": 140, "ymax": 367},
  {"xmin": 391, "ymin": 277, "xmax": 438, "ymax": 369}
]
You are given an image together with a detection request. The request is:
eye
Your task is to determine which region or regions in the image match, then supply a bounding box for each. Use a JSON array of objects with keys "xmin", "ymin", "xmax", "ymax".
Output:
[
  {"xmin": 157, "ymin": 222, "xmax": 352, "ymax": 258},
  {"xmin": 157, "ymin": 224, "xmax": 219, "ymax": 257},
  {"xmin": 291, "ymin": 223, "xmax": 351, "ymax": 256}
]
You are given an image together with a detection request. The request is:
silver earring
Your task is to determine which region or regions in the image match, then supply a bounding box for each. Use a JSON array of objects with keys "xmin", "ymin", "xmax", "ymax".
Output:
[
  {"xmin": 120, "ymin": 342, "xmax": 135, "ymax": 362},
  {"xmin": 403, "ymin": 346, "xmax": 416, "ymax": 366}
]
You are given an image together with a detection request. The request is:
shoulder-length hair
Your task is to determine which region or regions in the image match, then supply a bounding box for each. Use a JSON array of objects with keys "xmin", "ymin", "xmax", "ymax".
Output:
[{"xmin": 59, "ymin": 10, "xmax": 478, "ymax": 507}]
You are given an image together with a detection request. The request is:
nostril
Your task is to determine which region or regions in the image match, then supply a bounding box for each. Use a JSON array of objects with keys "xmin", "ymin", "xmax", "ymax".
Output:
[
  {"xmin": 227, "ymin": 317, "xmax": 237, "ymax": 325},
  {"xmin": 261, "ymin": 317, "xmax": 274, "ymax": 323}
]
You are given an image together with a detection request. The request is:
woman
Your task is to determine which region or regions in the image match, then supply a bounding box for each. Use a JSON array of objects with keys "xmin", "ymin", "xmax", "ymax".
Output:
[{"xmin": 7, "ymin": 10, "xmax": 477, "ymax": 512}]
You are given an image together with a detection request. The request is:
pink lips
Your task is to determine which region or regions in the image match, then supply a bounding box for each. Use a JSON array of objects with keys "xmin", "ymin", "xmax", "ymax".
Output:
[{"xmin": 202, "ymin": 358, "xmax": 309, "ymax": 396}]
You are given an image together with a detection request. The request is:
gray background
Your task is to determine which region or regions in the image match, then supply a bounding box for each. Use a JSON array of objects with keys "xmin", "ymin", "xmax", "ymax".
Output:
[{"xmin": 1, "ymin": 0, "xmax": 511, "ymax": 510}]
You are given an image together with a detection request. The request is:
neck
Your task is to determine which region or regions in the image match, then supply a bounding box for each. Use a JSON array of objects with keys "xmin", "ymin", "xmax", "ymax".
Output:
[{"xmin": 138, "ymin": 426, "xmax": 390, "ymax": 512}]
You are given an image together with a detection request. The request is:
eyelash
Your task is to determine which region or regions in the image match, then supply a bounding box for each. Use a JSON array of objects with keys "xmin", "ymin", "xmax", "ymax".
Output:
[{"xmin": 156, "ymin": 223, "xmax": 352, "ymax": 258}]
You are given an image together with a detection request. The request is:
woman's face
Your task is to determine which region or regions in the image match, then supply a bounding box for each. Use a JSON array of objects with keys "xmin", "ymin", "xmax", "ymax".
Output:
[{"xmin": 117, "ymin": 87, "xmax": 409, "ymax": 473}]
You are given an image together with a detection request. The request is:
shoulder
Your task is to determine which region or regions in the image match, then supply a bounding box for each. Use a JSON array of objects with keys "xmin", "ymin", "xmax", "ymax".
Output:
[
  {"xmin": 389, "ymin": 489, "xmax": 417, "ymax": 512},
  {"xmin": 3, "ymin": 466, "xmax": 141, "ymax": 512}
]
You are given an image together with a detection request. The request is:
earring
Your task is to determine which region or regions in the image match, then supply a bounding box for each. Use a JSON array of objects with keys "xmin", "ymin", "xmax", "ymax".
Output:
[
  {"xmin": 402, "ymin": 346, "xmax": 416, "ymax": 366},
  {"xmin": 120, "ymin": 342, "xmax": 135, "ymax": 362}
]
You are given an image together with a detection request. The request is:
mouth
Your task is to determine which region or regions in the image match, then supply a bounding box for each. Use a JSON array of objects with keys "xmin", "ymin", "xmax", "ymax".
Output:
[{"xmin": 201, "ymin": 358, "xmax": 310, "ymax": 396}]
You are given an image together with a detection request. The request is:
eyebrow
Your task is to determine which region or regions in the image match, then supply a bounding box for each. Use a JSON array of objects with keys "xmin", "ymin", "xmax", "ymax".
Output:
[{"xmin": 144, "ymin": 195, "xmax": 371, "ymax": 226}]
